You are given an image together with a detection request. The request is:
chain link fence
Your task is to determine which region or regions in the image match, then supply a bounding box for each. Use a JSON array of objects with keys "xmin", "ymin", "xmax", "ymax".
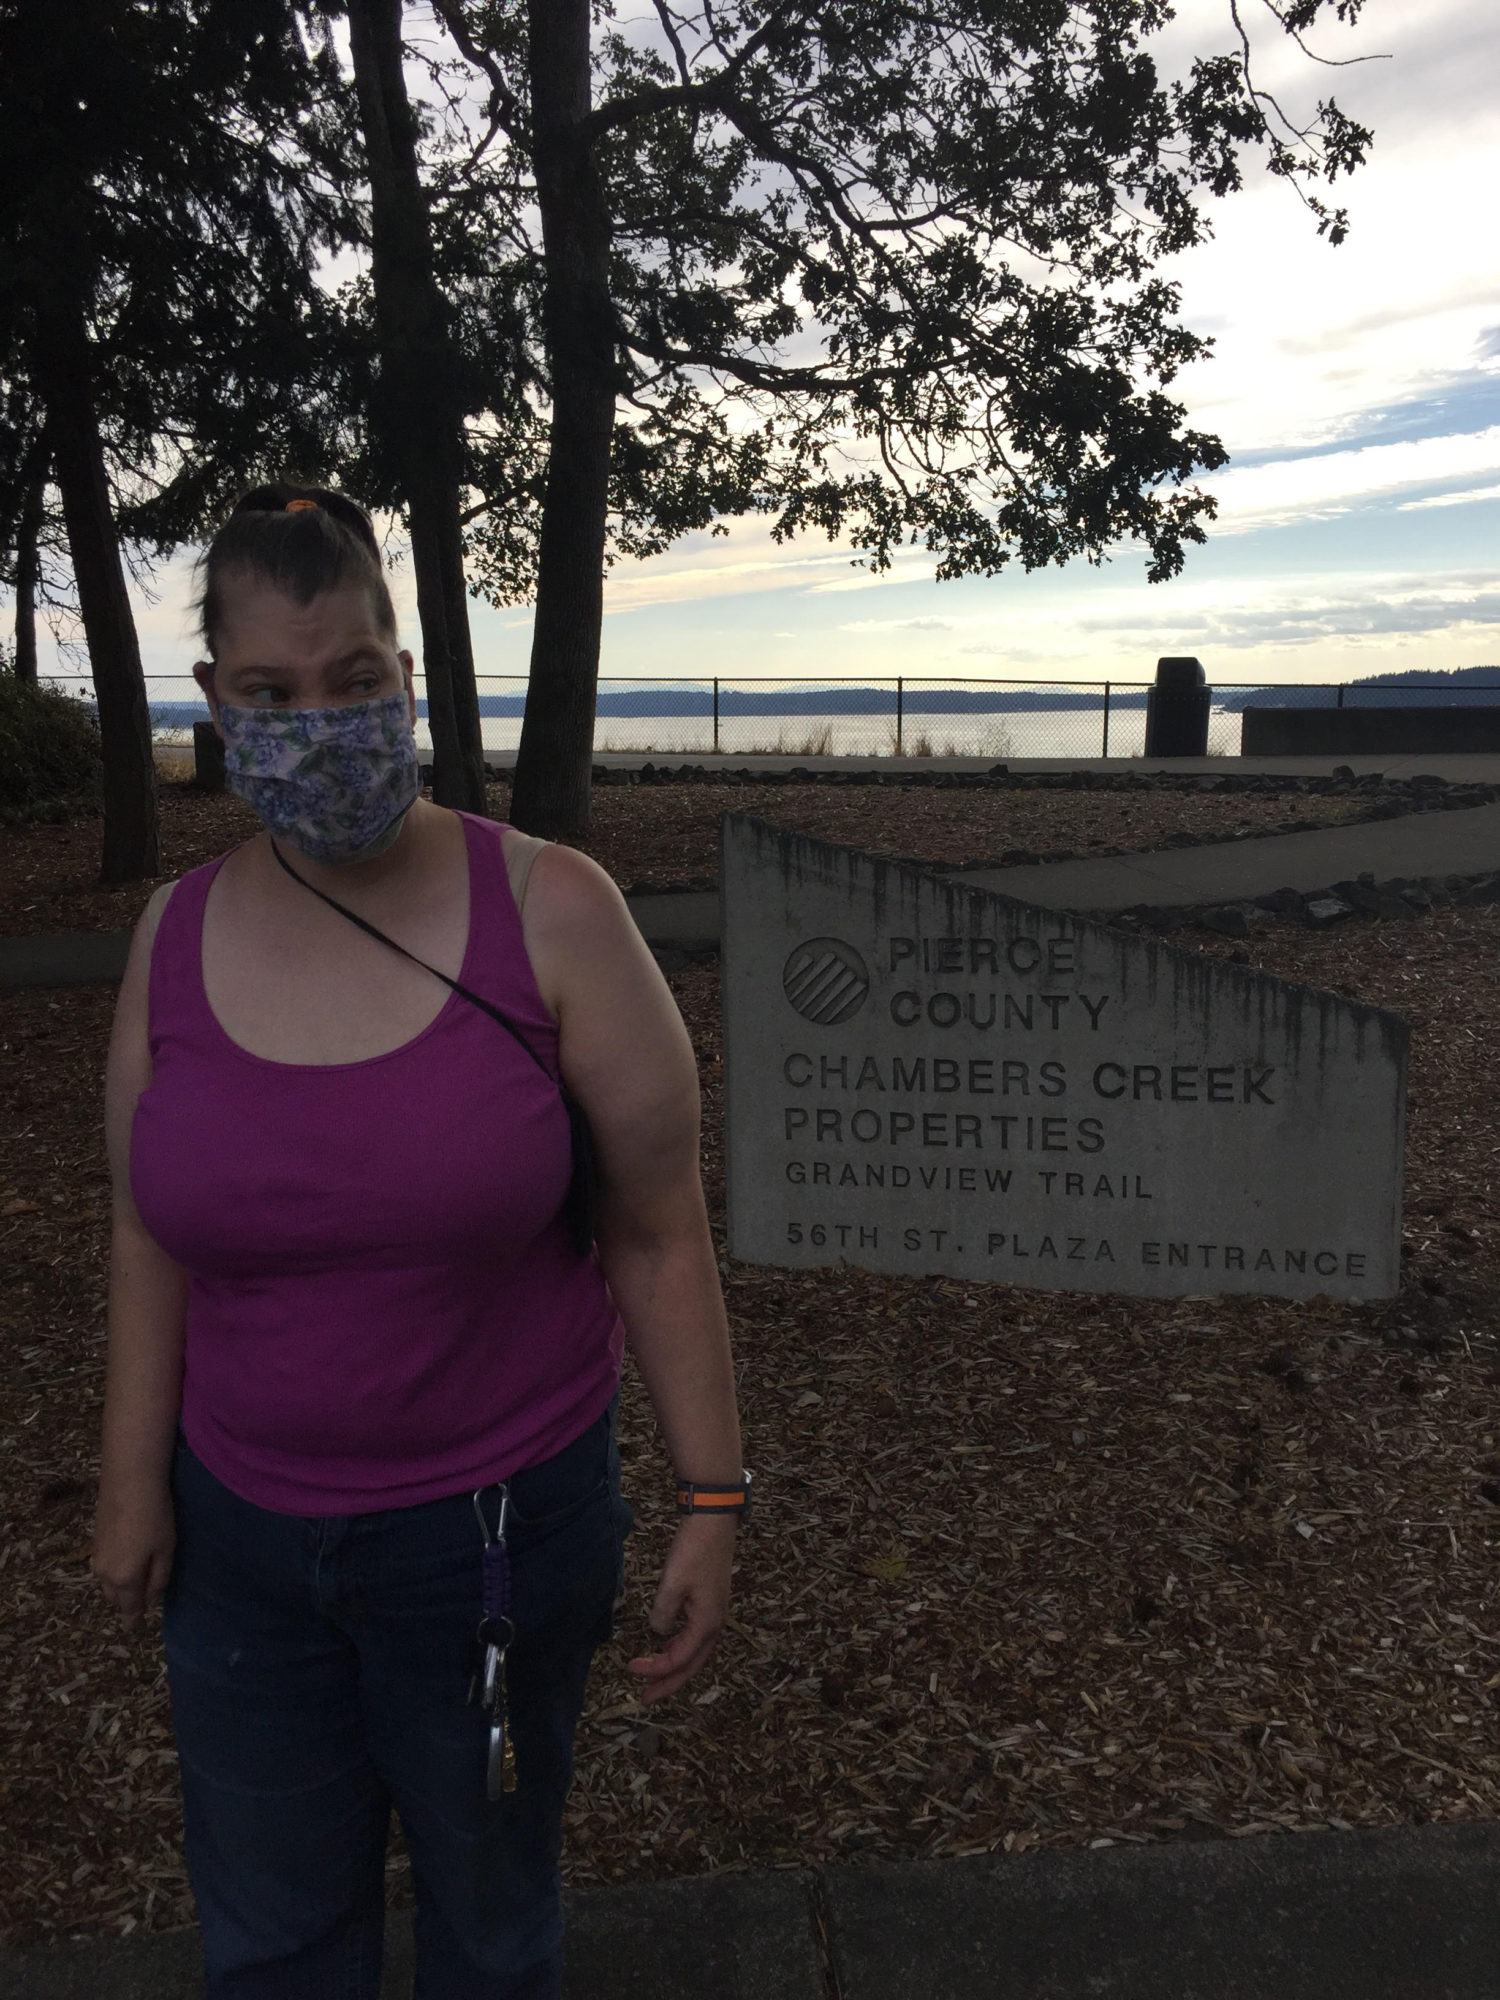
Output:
[
  {"xmin": 35, "ymin": 672, "xmax": 1500, "ymax": 761},
  {"xmin": 589, "ymin": 678, "xmax": 1149, "ymax": 760}
]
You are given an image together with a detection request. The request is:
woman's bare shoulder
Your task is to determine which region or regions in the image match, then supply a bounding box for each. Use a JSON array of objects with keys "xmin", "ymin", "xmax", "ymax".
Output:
[
  {"xmin": 133, "ymin": 877, "xmax": 181, "ymax": 953},
  {"xmin": 520, "ymin": 841, "xmax": 633, "ymax": 937},
  {"xmin": 516, "ymin": 843, "xmax": 658, "ymax": 1013},
  {"xmin": 114, "ymin": 875, "xmax": 188, "ymax": 1020},
  {"xmin": 518, "ymin": 844, "xmax": 696, "ymax": 1129},
  {"xmin": 105, "ymin": 878, "xmax": 184, "ymax": 1188},
  {"xmin": 497, "ymin": 824, "xmax": 552, "ymax": 915}
]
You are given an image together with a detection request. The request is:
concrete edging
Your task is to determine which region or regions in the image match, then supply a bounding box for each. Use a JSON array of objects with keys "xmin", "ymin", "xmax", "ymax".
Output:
[
  {"xmin": 7, "ymin": 1822, "xmax": 1500, "ymax": 1999},
  {"xmin": 825, "ymin": 1820, "xmax": 1500, "ymax": 2000},
  {"xmin": 0, "ymin": 1871, "xmax": 824, "ymax": 2000}
]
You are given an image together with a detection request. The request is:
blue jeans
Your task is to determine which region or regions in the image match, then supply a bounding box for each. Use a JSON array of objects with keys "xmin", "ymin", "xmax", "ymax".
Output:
[{"xmin": 162, "ymin": 1401, "xmax": 631, "ymax": 2000}]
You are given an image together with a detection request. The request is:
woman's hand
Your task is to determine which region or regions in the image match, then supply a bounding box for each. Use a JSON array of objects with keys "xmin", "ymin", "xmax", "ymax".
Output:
[
  {"xmin": 92, "ymin": 1477, "xmax": 176, "ymax": 1632},
  {"xmin": 628, "ymin": 1514, "xmax": 736, "ymax": 1704}
]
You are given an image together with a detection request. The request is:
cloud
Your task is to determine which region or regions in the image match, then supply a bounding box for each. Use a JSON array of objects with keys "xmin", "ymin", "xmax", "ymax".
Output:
[
  {"xmin": 1206, "ymin": 425, "xmax": 1500, "ymax": 533},
  {"xmin": 600, "ymin": 542, "xmax": 854, "ymax": 612},
  {"xmin": 955, "ymin": 644, "xmax": 1056, "ymax": 665},
  {"xmin": 1398, "ymin": 483, "xmax": 1500, "ymax": 511},
  {"xmin": 1228, "ymin": 369, "xmax": 1500, "ymax": 469},
  {"xmin": 1276, "ymin": 284, "xmax": 1500, "ymax": 359},
  {"xmin": 839, "ymin": 616, "xmax": 955, "ymax": 633},
  {"xmin": 575, "ymin": 405, "xmax": 1500, "ymax": 620},
  {"xmin": 804, "ymin": 560, "xmax": 947, "ymax": 597},
  {"xmin": 1075, "ymin": 576, "xmax": 1500, "ymax": 650}
]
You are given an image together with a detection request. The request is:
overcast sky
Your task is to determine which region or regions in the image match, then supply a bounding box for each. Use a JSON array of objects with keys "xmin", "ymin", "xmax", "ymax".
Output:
[{"xmin": 31, "ymin": 0, "xmax": 1500, "ymax": 695}]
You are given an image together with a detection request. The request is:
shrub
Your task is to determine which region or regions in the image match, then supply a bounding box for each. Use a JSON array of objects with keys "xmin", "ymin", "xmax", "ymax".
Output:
[{"xmin": 0, "ymin": 674, "xmax": 103, "ymax": 821}]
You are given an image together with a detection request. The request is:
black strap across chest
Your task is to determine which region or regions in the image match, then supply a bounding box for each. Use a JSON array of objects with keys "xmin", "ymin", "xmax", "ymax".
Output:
[
  {"xmin": 269, "ymin": 836, "xmax": 600, "ymax": 1256},
  {"xmin": 269, "ymin": 838, "xmax": 555, "ymax": 1082}
]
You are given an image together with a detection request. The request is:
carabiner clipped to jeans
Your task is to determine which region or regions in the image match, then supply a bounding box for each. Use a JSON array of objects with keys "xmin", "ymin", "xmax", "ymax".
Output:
[{"xmin": 469, "ymin": 1484, "xmax": 517, "ymax": 1797}]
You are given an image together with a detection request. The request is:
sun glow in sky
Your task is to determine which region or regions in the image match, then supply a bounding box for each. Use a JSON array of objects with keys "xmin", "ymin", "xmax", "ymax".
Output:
[{"xmin": 25, "ymin": 0, "xmax": 1500, "ymax": 696}]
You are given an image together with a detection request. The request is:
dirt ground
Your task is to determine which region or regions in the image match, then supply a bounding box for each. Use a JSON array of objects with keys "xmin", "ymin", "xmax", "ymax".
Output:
[
  {"xmin": 1, "ymin": 796, "xmax": 1498, "ymax": 1945},
  {"xmin": 0, "ymin": 776, "xmax": 1370, "ymax": 937}
]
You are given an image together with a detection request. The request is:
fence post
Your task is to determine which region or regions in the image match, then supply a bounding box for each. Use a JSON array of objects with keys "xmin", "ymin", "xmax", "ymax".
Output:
[
  {"xmin": 896, "ymin": 677, "xmax": 904, "ymax": 755},
  {"xmin": 1101, "ymin": 681, "xmax": 1111, "ymax": 758},
  {"xmin": 713, "ymin": 677, "xmax": 720, "ymax": 754},
  {"xmin": 1337, "ymin": 683, "xmax": 1345, "ymax": 709}
]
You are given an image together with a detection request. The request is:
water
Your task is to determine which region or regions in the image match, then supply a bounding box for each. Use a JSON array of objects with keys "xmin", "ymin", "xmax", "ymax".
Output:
[
  {"xmin": 424, "ymin": 709, "xmax": 1194, "ymax": 759},
  {"xmin": 144, "ymin": 699, "xmax": 1249, "ymax": 760},
  {"xmin": 434, "ymin": 709, "xmax": 1248, "ymax": 759},
  {"xmin": 536, "ymin": 710, "xmax": 1140, "ymax": 759}
]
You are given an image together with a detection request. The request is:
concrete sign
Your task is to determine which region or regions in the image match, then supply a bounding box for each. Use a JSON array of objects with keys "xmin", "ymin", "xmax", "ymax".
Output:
[{"xmin": 721, "ymin": 816, "xmax": 1407, "ymax": 1302}]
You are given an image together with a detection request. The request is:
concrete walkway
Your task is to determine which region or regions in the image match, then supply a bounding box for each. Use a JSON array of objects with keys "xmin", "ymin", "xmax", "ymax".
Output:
[
  {"xmin": 0, "ymin": 930, "xmax": 135, "ymax": 988},
  {"xmin": 8, "ymin": 790, "xmax": 1500, "ymax": 991},
  {"xmin": 960, "ymin": 798, "xmax": 1500, "ymax": 913},
  {"xmin": 631, "ymin": 796, "xmax": 1500, "ymax": 943},
  {"xmin": 0, "ymin": 893, "xmax": 723, "ymax": 989},
  {"xmin": 5, "ymin": 1820, "xmax": 1498, "ymax": 1998}
]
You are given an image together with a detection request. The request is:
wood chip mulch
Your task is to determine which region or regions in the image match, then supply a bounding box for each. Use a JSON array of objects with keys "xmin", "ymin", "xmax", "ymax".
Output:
[
  {"xmin": 0, "ymin": 778, "xmax": 1366, "ymax": 938},
  {"xmin": 2, "ymin": 826, "xmax": 1498, "ymax": 1947}
]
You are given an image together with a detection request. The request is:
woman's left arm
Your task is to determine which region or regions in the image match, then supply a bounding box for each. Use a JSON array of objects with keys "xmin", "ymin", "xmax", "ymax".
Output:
[{"xmin": 521, "ymin": 843, "xmax": 744, "ymax": 1705}]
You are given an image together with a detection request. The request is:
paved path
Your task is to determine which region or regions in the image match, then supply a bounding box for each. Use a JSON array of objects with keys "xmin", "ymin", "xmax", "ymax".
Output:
[
  {"xmin": 632, "ymin": 798, "xmax": 1500, "ymax": 943},
  {"xmin": 961, "ymin": 798, "xmax": 1500, "ymax": 913},
  {"xmin": 5, "ymin": 1820, "xmax": 1498, "ymax": 1998},
  {"xmin": 0, "ymin": 891, "xmax": 724, "ymax": 990},
  {"xmin": 7, "ymin": 794, "xmax": 1500, "ymax": 991},
  {"xmin": 0, "ymin": 930, "xmax": 135, "ymax": 988}
]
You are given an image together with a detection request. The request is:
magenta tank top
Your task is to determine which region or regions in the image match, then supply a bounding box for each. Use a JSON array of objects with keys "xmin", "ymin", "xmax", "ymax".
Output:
[{"xmin": 130, "ymin": 811, "xmax": 624, "ymax": 1515}]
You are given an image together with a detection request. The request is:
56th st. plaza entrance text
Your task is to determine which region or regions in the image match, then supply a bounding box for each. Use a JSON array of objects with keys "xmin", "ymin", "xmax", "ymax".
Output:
[{"xmin": 721, "ymin": 817, "xmax": 1408, "ymax": 1302}]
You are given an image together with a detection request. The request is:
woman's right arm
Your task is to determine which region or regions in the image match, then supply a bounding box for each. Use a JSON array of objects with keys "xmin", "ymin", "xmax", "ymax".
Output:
[{"xmin": 92, "ymin": 883, "xmax": 190, "ymax": 1632}]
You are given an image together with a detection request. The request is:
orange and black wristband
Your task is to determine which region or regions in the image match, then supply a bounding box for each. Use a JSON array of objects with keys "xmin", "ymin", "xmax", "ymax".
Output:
[{"xmin": 676, "ymin": 1472, "xmax": 753, "ymax": 1522}]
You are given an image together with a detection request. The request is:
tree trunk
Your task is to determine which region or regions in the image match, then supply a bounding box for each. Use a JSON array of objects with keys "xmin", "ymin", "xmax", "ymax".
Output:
[
  {"xmin": 345, "ymin": 0, "xmax": 487, "ymax": 815},
  {"xmin": 509, "ymin": 0, "xmax": 617, "ymax": 842},
  {"xmin": 32, "ymin": 300, "xmax": 159, "ymax": 883},
  {"xmin": 12, "ymin": 446, "xmax": 45, "ymax": 685}
]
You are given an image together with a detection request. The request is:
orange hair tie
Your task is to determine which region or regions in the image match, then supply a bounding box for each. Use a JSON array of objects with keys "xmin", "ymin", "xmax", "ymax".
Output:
[{"xmin": 285, "ymin": 498, "xmax": 319, "ymax": 513}]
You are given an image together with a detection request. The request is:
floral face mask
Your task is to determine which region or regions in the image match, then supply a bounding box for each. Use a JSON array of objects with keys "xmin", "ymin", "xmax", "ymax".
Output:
[{"xmin": 218, "ymin": 690, "xmax": 420, "ymax": 865}]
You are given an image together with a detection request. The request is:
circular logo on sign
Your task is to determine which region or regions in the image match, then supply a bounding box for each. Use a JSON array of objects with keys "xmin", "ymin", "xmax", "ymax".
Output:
[{"xmin": 782, "ymin": 937, "xmax": 870, "ymax": 1024}]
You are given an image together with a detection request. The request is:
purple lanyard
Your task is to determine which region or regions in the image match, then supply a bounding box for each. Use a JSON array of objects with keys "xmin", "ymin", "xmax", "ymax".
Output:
[{"xmin": 470, "ymin": 1486, "xmax": 517, "ymax": 1797}]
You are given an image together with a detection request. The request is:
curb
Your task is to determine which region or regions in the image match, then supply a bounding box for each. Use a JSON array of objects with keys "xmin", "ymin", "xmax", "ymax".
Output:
[
  {"xmin": 6, "ymin": 1822, "xmax": 1500, "ymax": 1999},
  {"xmin": 0, "ymin": 1871, "xmax": 822, "ymax": 2000},
  {"xmin": 824, "ymin": 1820, "xmax": 1500, "ymax": 2000}
]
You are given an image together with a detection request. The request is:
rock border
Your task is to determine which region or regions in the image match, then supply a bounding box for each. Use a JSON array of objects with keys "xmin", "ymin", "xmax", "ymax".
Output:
[
  {"xmin": 648, "ymin": 867, "xmax": 1500, "ymax": 972},
  {"xmin": 1098, "ymin": 867, "xmax": 1500, "ymax": 939}
]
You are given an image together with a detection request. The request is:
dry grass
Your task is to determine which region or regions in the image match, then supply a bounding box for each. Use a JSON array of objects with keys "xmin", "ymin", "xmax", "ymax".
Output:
[
  {"xmin": 0, "ymin": 779, "xmax": 1372, "ymax": 937},
  {"xmin": 3, "ymin": 888, "xmax": 1500, "ymax": 1943}
]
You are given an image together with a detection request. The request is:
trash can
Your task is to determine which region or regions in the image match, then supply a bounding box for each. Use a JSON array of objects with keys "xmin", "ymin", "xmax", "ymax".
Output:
[
  {"xmin": 1144, "ymin": 656, "xmax": 1210, "ymax": 757},
  {"xmin": 193, "ymin": 718, "xmax": 225, "ymax": 791}
]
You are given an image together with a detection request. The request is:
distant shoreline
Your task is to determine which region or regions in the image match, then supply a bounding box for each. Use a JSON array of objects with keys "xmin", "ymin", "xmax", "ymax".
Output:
[{"xmin": 136, "ymin": 669, "xmax": 1500, "ymax": 729}]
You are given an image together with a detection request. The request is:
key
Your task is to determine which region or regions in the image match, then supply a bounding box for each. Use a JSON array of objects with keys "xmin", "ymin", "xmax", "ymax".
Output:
[
  {"xmin": 487, "ymin": 1716, "xmax": 517, "ymax": 1799},
  {"xmin": 482, "ymin": 1640, "xmax": 503, "ymax": 1717},
  {"xmin": 482, "ymin": 1646, "xmax": 519, "ymax": 1798}
]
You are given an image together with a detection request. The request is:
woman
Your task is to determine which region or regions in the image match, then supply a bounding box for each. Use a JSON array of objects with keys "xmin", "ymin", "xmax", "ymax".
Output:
[{"xmin": 91, "ymin": 485, "xmax": 747, "ymax": 1999}]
